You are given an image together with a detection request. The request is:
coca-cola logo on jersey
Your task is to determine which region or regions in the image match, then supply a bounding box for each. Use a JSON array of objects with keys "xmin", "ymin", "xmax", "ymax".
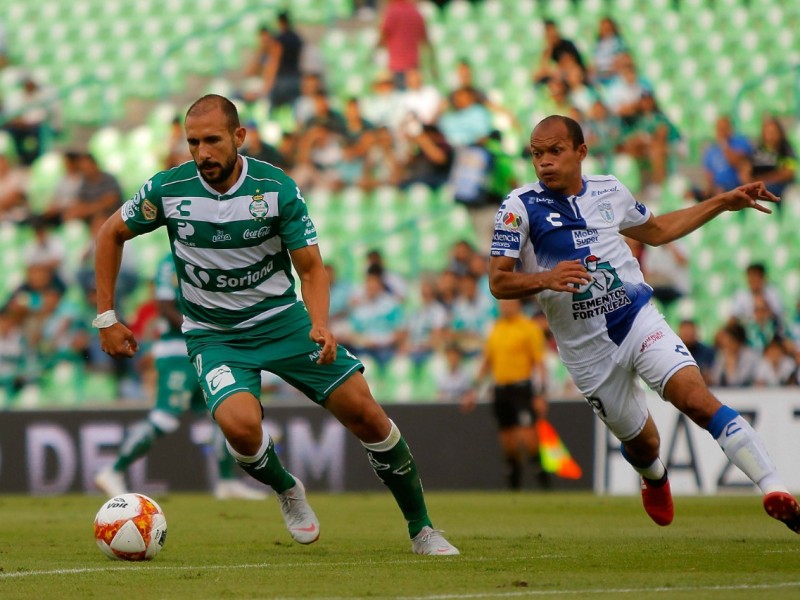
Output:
[{"xmin": 243, "ymin": 226, "xmax": 270, "ymax": 240}]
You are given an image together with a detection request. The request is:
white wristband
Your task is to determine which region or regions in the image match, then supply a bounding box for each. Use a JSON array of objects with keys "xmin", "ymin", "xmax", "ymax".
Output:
[{"xmin": 92, "ymin": 310, "xmax": 118, "ymax": 329}]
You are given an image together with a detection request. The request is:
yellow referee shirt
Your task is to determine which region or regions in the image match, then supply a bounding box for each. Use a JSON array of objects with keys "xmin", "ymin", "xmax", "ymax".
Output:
[{"xmin": 484, "ymin": 314, "xmax": 546, "ymax": 385}]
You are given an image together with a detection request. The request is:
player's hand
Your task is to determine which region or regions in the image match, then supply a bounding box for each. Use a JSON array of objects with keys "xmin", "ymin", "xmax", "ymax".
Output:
[
  {"xmin": 98, "ymin": 323, "xmax": 139, "ymax": 358},
  {"xmin": 544, "ymin": 260, "xmax": 592, "ymax": 293},
  {"xmin": 722, "ymin": 182, "xmax": 780, "ymax": 214},
  {"xmin": 310, "ymin": 325, "xmax": 337, "ymax": 365}
]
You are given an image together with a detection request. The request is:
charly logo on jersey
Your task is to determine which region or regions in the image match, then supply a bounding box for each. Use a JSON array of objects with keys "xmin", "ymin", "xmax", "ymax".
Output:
[
  {"xmin": 212, "ymin": 229, "xmax": 232, "ymax": 243},
  {"xmin": 249, "ymin": 191, "xmax": 269, "ymax": 221},
  {"xmin": 206, "ymin": 365, "xmax": 235, "ymax": 394},
  {"xmin": 598, "ymin": 199, "xmax": 614, "ymax": 223},
  {"xmin": 570, "ymin": 254, "xmax": 631, "ymax": 320},
  {"xmin": 243, "ymin": 226, "xmax": 270, "ymax": 240}
]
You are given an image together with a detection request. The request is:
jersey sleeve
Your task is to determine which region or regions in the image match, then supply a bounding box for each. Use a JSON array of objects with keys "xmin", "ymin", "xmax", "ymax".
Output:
[
  {"xmin": 278, "ymin": 180, "xmax": 319, "ymax": 250},
  {"xmin": 617, "ymin": 181, "xmax": 651, "ymax": 229},
  {"xmin": 490, "ymin": 195, "xmax": 529, "ymax": 259},
  {"xmin": 120, "ymin": 173, "xmax": 166, "ymax": 235}
]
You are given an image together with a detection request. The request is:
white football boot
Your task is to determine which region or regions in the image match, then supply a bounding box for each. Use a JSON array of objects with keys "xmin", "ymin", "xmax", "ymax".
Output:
[
  {"xmin": 276, "ymin": 477, "xmax": 320, "ymax": 544},
  {"xmin": 94, "ymin": 466, "xmax": 128, "ymax": 498},
  {"xmin": 411, "ymin": 526, "xmax": 460, "ymax": 555}
]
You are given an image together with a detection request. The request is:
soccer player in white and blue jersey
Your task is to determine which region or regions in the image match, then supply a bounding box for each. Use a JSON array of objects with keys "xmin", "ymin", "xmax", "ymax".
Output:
[{"xmin": 489, "ymin": 115, "xmax": 799, "ymax": 533}]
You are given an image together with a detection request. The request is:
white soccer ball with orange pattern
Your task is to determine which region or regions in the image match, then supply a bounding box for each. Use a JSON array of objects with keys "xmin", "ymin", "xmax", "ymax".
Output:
[{"xmin": 93, "ymin": 493, "xmax": 167, "ymax": 561}]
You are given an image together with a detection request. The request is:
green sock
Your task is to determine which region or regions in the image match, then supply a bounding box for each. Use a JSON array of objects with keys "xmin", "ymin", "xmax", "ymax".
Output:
[
  {"xmin": 363, "ymin": 421, "xmax": 432, "ymax": 538},
  {"xmin": 113, "ymin": 420, "xmax": 163, "ymax": 472},
  {"xmin": 212, "ymin": 427, "xmax": 237, "ymax": 480},
  {"xmin": 228, "ymin": 436, "xmax": 295, "ymax": 493}
]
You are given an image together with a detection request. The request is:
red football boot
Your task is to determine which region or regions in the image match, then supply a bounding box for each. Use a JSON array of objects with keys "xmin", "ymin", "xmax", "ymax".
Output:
[
  {"xmin": 763, "ymin": 491, "xmax": 800, "ymax": 533},
  {"xmin": 641, "ymin": 476, "xmax": 674, "ymax": 526}
]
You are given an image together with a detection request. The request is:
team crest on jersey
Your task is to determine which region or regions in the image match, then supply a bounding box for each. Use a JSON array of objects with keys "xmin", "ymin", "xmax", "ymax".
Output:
[
  {"xmin": 249, "ymin": 194, "xmax": 269, "ymax": 221},
  {"xmin": 598, "ymin": 199, "xmax": 614, "ymax": 223},
  {"xmin": 503, "ymin": 212, "xmax": 521, "ymax": 229},
  {"xmin": 142, "ymin": 200, "xmax": 158, "ymax": 221}
]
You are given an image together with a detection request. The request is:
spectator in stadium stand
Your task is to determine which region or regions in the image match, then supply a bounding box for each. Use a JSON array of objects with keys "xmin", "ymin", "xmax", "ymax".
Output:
[
  {"xmin": 262, "ymin": 11, "xmax": 304, "ymax": 111},
  {"xmin": 61, "ymin": 153, "xmax": 123, "ymax": 223},
  {"xmin": 698, "ymin": 115, "xmax": 752, "ymax": 197},
  {"xmin": 446, "ymin": 239, "xmax": 476, "ymax": 277},
  {"xmin": 360, "ymin": 125, "xmax": 402, "ymax": 190},
  {"xmin": 729, "ymin": 262, "xmax": 785, "ymax": 330},
  {"xmin": 360, "ymin": 70, "xmax": 406, "ymax": 133},
  {"xmin": 600, "ymin": 52, "xmax": 653, "ymax": 126},
  {"xmin": 293, "ymin": 73, "xmax": 325, "ymax": 127},
  {"xmin": 398, "ymin": 68, "xmax": 442, "ymax": 127},
  {"xmin": 637, "ymin": 240, "xmax": 689, "ymax": 311},
  {"xmin": 533, "ymin": 19, "xmax": 586, "ymax": 86},
  {"xmin": 291, "ymin": 92, "xmax": 348, "ymax": 190},
  {"xmin": 397, "ymin": 123, "xmax": 454, "ymax": 190},
  {"xmin": 709, "ymin": 321, "xmax": 760, "ymax": 387},
  {"xmin": 365, "ymin": 249, "xmax": 408, "ymax": 301},
  {"xmin": 622, "ymin": 91, "xmax": 681, "ymax": 192},
  {"xmin": 337, "ymin": 97, "xmax": 376, "ymax": 188},
  {"xmin": 435, "ymin": 268, "xmax": 459, "ymax": 313},
  {"xmin": 450, "ymin": 272, "xmax": 497, "ymax": 357},
  {"xmin": 40, "ymin": 150, "xmax": 82, "ymax": 224},
  {"xmin": 562, "ymin": 54, "xmax": 598, "ymax": 117},
  {"xmin": 461, "ymin": 299, "xmax": 550, "ymax": 490},
  {"xmin": 2, "ymin": 75, "xmax": 58, "ymax": 166},
  {"xmin": 22, "ymin": 216, "xmax": 67, "ymax": 289},
  {"xmin": 438, "ymin": 87, "xmax": 493, "ymax": 148},
  {"xmin": 378, "ymin": 0, "xmax": 438, "ymax": 90},
  {"xmin": 745, "ymin": 293, "xmax": 790, "ymax": 354},
  {"xmin": 743, "ymin": 115, "xmax": 797, "ymax": 203},
  {"xmin": 676, "ymin": 319, "xmax": 717, "ymax": 385},
  {"xmin": 163, "ymin": 116, "xmax": 193, "ymax": 169},
  {"xmin": 533, "ymin": 77, "xmax": 576, "ymax": 124},
  {"xmin": 240, "ymin": 121, "xmax": 286, "ymax": 168},
  {"xmin": 582, "ymin": 99, "xmax": 623, "ymax": 171},
  {"xmin": 403, "ymin": 277, "xmax": 449, "ymax": 366},
  {"xmin": 240, "ymin": 25, "xmax": 275, "ymax": 102},
  {"xmin": 489, "ymin": 114, "xmax": 800, "ymax": 532},
  {"xmin": 436, "ymin": 343, "xmax": 475, "ymax": 403},
  {"xmin": 0, "ymin": 152, "xmax": 28, "ymax": 223},
  {"xmin": 348, "ymin": 266, "xmax": 406, "ymax": 369},
  {"xmin": 755, "ymin": 337, "xmax": 798, "ymax": 387},
  {"xmin": 0, "ymin": 307, "xmax": 25, "ymax": 396},
  {"xmin": 590, "ymin": 16, "xmax": 627, "ymax": 86}
]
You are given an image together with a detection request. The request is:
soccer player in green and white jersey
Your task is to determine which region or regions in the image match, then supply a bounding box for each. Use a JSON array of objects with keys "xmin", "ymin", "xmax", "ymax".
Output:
[
  {"xmin": 94, "ymin": 253, "xmax": 267, "ymax": 501},
  {"xmin": 93, "ymin": 94, "xmax": 458, "ymax": 555}
]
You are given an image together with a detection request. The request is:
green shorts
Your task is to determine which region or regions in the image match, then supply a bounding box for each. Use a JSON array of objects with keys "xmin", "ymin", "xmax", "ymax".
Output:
[
  {"xmin": 188, "ymin": 314, "xmax": 364, "ymax": 417},
  {"xmin": 154, "ymin": 354, "xmax": 206, "ymax": 416}
]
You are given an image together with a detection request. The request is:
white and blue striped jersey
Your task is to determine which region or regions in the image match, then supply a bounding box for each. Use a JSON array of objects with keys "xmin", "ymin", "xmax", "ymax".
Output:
[{"xmin": 490, "ymin": 175, "xmax": 653, "ymax": 368}]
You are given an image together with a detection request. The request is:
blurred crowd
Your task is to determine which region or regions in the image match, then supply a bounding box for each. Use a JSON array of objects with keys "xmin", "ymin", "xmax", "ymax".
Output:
[{"xmin": 1, "ymin": 3, "xmax": 799, "ymax": 407}]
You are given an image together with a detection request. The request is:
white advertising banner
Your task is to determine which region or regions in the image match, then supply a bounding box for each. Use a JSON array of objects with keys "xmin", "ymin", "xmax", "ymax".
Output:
[{"xmin": 594, "ymin": 388, "xmax": 800, "ymax": 495}]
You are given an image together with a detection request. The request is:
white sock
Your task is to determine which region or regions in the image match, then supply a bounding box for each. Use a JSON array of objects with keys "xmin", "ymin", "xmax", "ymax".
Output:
[{"xmin": 712, "ymin": 411, "xmax": 787, "ymax": 495}]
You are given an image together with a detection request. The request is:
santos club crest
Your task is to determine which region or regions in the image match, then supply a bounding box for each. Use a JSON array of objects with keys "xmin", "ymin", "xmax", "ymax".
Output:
[{"xmin": 249, "ymin": 193, "xmax": 269, "ymax": 221}]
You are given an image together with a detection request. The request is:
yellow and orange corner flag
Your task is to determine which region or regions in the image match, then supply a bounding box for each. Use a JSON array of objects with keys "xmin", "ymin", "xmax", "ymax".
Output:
[{"xmin": 537, "ymin": 419, "xmax": 583, "ymax": 479}]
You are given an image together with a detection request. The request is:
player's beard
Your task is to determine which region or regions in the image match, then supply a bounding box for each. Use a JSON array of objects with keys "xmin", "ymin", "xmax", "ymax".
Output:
[{"xmin": 197, "ymin": 150, "xmax": 238, "ymax": 185}]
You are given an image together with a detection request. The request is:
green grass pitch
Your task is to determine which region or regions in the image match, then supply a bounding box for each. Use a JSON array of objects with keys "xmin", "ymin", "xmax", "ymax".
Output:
[{"xmin": 1, "ymin": 491, "xmax": 798, "ymax": 599}]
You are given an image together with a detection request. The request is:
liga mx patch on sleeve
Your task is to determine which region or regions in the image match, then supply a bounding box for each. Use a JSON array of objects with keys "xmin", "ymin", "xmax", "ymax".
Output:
[{"xmin": 490, "ymin": 229, "xmax": 521, "ymax": 256}]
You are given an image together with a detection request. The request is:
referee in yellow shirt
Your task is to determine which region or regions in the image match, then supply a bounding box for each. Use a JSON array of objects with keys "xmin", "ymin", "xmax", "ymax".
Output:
[{"xmin": 463, "ymin": 299, "xmax": 550, "ymax": 490}]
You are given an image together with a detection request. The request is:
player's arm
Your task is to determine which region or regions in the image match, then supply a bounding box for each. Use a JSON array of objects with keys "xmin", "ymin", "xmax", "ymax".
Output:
[
  {"xmin": 290, "ymin": 244, "xmax": 336, "ymax": 365},
  {"xmin": 489, "ymin": 256, "xmax": 591, "ymax": 299},
  {"xmin": 622, "ymin": 182, "xmax": 778, "ymax": 247},
  {"xmin": 94, "ymin": 211, "xmax": 139, "ymax": 358}
]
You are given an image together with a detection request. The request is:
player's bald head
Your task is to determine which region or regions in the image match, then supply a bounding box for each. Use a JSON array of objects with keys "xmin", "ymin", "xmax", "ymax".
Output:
[
  {"xmin": 186, "ymin": 94, "xmax": 241, "ymax": 132},
  {"xmin": 531, "ymin": 115, "xmax": 585, "ymax": 149}
]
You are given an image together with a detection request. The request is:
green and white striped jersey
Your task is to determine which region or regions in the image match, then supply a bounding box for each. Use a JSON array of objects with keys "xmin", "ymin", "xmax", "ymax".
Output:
[{"xmin": 121, "ymin": 156, "xmax": 317, "ymax": 338}]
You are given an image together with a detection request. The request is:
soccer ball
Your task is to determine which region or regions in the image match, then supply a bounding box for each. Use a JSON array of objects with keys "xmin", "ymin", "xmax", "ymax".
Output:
[{"xmin": 93, "ymin": 493, "xmax": 167, "ymax": 561}]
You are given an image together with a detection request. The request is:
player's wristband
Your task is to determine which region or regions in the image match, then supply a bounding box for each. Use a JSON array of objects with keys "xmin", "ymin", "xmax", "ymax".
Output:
[{"xmin": 92, "ymin": 310, "xmax": 118, "ymax": 329}]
